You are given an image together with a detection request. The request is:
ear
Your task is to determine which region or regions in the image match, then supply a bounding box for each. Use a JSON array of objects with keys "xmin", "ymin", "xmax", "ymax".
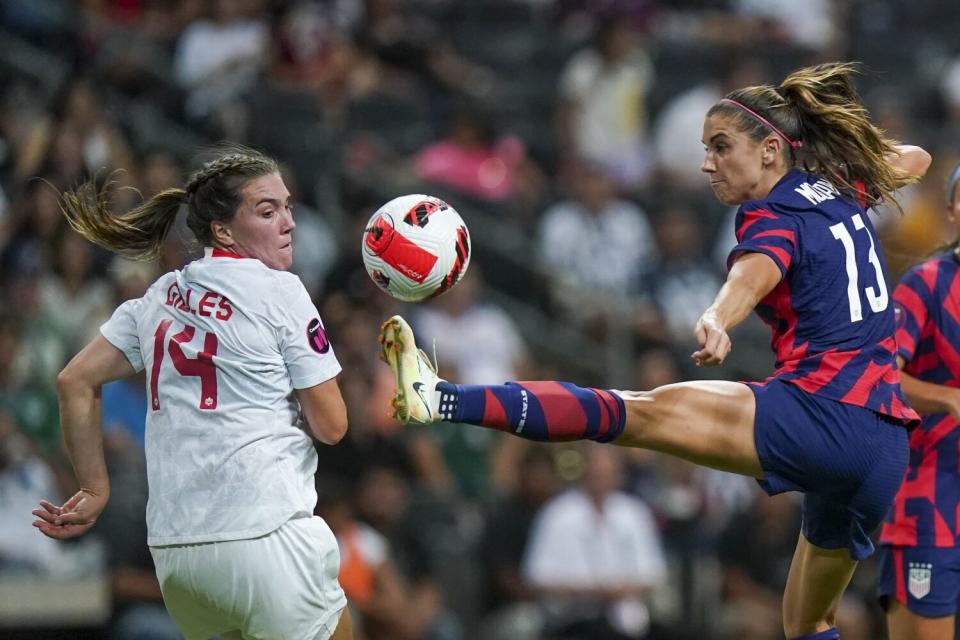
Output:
[
  {"xmin": 761, "ymin": 136, "xmax": 782, "ymax": 167},
  {"xmin": 761, "ymin": 136, "xmax": 783, "ymax": 166},
  {"xmin": 210, "ymin": 220, "xmax": 233, "ymax": 247}
]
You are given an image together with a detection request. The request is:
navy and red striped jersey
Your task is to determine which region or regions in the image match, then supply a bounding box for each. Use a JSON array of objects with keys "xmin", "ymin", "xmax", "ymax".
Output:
[
  {"xmin": 728, "ymin": 168, "xmax": 918, "ymax": 425},
  {"xmin": 880, "ymin": 253, "xmax": 960, "ymax": 547}
]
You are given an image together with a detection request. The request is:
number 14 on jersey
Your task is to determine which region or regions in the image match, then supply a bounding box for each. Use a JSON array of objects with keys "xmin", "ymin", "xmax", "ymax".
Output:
[{"xmin": 151, "ymin": 320, "xmax": 220, "ymax": 411}]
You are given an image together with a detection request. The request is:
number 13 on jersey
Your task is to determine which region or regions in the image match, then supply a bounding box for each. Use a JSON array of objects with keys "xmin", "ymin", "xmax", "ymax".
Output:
[
  {"xmin": 151, "ymin": 320, "xmax": 220, "ymax": 411},
  {"xmin": 830, "ymin": 213, "xmax": 889, "ymax": 322}
]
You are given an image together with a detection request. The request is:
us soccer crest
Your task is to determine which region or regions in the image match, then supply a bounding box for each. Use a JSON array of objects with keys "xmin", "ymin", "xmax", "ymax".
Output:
[{"xmin": 908, "ymin": 562, "xmax": 932, "ymax": 599}]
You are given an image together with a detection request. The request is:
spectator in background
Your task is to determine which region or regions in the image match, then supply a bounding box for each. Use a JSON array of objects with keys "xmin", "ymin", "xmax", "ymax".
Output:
[
  {"xmin": 138, "ymin": 148, "xmax": 183, "ymax": 198},
  {"xmin": 6, "ymin": 259, "xmax": 67, "ymax": 394},
  {"xmin": 479, "ymin": 445, "xmax": 562, "ymax": 640},
  {"xmin": 716, "ymin": 491, "xmax": 800, "ymax": 640},
  {"xmin": 2, "ymin": 178, "xmax": 65, "ymax": 277},
  {"xmin": 536, "ymin": 158, "xmax": 658, "ymax": 330},
  {"xmin": 353, "ymin": 464, "xmax": 464, "ymax": 640},
  {"xmin": 644, "ymin": 204, "xmax": 723, "ymax": 342},
  {"xmin": 413, "ymin": 108, "xmax": 544, "ymax": 211},
  {"xmin": 282, "ymin": 164, "xmax": 340, "ymax": 297},
  {"xmin": 270, "ymin": 0, "xmax": 359, "ymax": 111},
  {"xmin": 39, "ymin": 229, "xmax": 111, "ymax": 353},
  {"xmin": 557, "ymin": 17, "xmax": 654, "ymax": 190},
  {"xmin": 0, "ymin": 314, "xmax": 60, "ymax": 458},
  {"xmin": 358, "ymin": 0, "xmax": 496, "ymax": 101},
  {"xmin": 653, "ymin": 55, "xmax": 769, "ymax": 190},
  {"xmin": 174, "ymin": 0, "xmax": 269, "ymax": 135},
  {"xmin": 57, "ymin": 77, "xmax": 135, "ymax": 175},
  {"xmin": 731, "ymin": 0, "xmax": 839, "ymax": 54},
  {"xmin": 523, "ymin": 445, "xmax": 666, "ymax": 639},
  {"xmin": 316, "ymin": 477, "xmax": 410, "ymax": 640},
  {"xmin": 0, "ymin": 408, "xmax": 65, "ymax": 575}
]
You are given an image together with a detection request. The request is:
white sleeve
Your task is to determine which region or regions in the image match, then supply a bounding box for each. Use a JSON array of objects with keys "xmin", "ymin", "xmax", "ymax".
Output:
[
  {"xmin": 99, "ymin": 298, "xmax": 145, "ymax": 372},
  {"xmin": 274, "ymin": 274, "xmax": 341, "ymax": 389},
  {"xmin": 522, "ymin": 497, "xmax": 588, "ymax": 586},
  {"xmin": 625, "ymin": 500, "xmax": 667, "ymax": 586}
]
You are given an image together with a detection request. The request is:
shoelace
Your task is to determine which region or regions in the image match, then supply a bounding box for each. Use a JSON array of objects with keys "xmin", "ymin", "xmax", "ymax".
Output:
[{"xmin": 418, "ymin": 339, "xmax": 440, "ymax": 375}]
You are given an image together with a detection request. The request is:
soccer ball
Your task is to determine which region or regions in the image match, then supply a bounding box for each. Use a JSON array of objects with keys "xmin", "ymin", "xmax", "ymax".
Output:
[{"xmin": 361, "ymin": 194, "xmax": 471, "ymax": 302}]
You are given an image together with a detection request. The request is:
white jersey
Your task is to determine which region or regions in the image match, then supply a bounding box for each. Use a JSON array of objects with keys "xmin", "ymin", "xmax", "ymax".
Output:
[{"xmin": 101, "ymin": 248, "xmax": 341, "ymax": 546}]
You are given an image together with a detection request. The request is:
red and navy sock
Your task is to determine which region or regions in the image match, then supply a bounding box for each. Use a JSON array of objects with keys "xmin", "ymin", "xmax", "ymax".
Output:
[
  {"xmin": 788, "ymin": 629, "xmax": 839, "ymax": 640},
  {"xmin": 435, "ymin": 381, "xmax": 625, "ymax": 442}
]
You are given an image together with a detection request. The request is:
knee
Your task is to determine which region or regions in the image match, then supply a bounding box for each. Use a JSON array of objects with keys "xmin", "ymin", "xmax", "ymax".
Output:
[{"xmin": 616, "ymin": 389, "xmax": 667, "ymax": 446}]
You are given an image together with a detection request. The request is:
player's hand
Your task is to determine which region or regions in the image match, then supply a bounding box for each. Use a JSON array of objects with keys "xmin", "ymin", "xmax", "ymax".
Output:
[
  {"xmin": 692, "ymin": 312, "xmax": 731, "ymax": 367},
  {"xmin": 32, "ymin": 488, "xmax": 108, "ymax": 540}
]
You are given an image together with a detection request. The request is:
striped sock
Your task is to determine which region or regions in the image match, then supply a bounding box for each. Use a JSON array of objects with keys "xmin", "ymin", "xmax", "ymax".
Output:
[{"xmin": 435, "ymin": 381, "xmax": 625, "ymax": 442}]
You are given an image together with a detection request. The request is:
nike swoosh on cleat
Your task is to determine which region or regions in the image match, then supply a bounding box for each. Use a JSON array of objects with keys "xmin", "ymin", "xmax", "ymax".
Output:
[{"xmin": 412, "ymin": 382, "xmax": 432, "ymax": 418}]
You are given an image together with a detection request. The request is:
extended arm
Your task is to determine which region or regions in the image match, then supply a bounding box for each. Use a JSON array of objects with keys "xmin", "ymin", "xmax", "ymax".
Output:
[
  {"xmin": 33, "ymin": 335, "xmax": 136, "ymax": 539},
  {"xmin": 692, "ymin": 252, "xmax": 782, "ymax": 366},
  {"xmin": 296, "ymin": 377, "xmax": 348, "ymax": 445}
]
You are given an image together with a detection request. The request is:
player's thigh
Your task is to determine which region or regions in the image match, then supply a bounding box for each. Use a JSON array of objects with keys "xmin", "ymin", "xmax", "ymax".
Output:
[
  {"xmin": 887, "ymin": 600, "xmax": 955, "ymax": 640},
  {"xmin": 782, "ymin": 533, "xmax": 858, "ymax": 637},
  {"xmin": 614, "ymin": 380, "xmax": 762, "ymax": 477},
  {"xmin": 328, "ymin": 606, "xmax": 354, "ymax": 640}
]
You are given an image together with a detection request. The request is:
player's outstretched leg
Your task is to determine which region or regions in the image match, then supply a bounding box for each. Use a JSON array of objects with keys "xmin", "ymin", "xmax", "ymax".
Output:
[
  {"xmin": 378, "ymin": 315, "xmax": 761, "ymax": 474},
  {"xmin": 379, "ymin": 315, "xmax": 627, "ymax": 441}
]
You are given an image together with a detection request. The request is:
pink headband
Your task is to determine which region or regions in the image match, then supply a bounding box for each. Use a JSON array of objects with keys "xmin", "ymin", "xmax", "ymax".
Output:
[{"xmin": 721, "ymin": 98, "xmax": 803, "ymax": 150}]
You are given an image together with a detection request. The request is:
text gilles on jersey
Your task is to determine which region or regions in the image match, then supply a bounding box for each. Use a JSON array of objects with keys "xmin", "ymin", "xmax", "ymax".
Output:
[{"xmin": 165, "ymin": 283, "xmax": 233, "ymax": 321}]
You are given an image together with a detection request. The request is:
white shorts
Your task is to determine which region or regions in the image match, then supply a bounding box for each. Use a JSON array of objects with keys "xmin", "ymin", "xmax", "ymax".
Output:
[{"xmin": 150, "ymin": 516, "xmax": 347, "ymax": 640}]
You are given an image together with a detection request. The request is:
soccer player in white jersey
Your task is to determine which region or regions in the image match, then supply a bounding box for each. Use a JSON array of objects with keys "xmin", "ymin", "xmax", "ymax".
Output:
[{"xmin": 30, "ymin": 145, "xmax": 354, "ymax": 640}]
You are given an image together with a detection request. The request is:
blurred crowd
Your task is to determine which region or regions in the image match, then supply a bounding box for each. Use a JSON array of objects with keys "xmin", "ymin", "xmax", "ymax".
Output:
[{"xmin": 2, "ymin": 1, "xmax": 960, "ymax": 639}]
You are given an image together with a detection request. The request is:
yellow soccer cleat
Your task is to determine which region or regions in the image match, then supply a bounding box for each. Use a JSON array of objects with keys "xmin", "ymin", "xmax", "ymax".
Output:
[{"xmin": 378, "ymin": 315, "xmax": 442, "ymax": 424}]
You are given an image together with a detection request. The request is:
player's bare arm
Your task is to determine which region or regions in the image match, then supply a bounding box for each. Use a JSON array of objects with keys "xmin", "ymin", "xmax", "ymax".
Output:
[
  {"xmin": 33, "ymin": 336, "xmax": 136, "ymax": 539},
  {"xmin": 296, "ymin": 377, "xmax": 348, "ymax": 445},
  {"xmin": 692, "ymin": 252, "xmax": 781, "ymax": 366},
  {"xmin": 895, "ymin": 355, "xmax": 960, "ymax": 421}
]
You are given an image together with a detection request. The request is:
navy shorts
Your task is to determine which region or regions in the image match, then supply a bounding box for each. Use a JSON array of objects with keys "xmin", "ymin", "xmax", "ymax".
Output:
[
  {"xmin": 877, "ymin": 545, "xmax": 960, "ymax": 617},
  {"xmin": 750, "ymin": 379, "xmax": 909, "ymax": 560}
]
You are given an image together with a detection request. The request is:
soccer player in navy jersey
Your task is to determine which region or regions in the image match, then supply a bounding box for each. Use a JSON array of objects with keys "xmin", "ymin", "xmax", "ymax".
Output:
[
  {"xmin": 876, "ymin": 164, "xmax": 960, "ymax": 640},
  {"xmin": 380, "ymin": 62, "xmax": 931, "ymax": 640}
]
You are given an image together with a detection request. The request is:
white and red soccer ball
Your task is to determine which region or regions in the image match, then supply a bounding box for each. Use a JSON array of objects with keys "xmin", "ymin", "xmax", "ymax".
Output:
[{"xmin": 361, "ymin": 194, "xmax": 471, "ymax": 302}]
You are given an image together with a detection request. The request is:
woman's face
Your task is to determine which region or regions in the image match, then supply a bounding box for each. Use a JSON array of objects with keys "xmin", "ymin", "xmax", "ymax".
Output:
[
  {"xmin": 701, "ymin": 112, "xmax": 772, "ymax": 206},
  {"xmin": 220, "ymin": 172, "xmax": 296, "ymax": 270}
]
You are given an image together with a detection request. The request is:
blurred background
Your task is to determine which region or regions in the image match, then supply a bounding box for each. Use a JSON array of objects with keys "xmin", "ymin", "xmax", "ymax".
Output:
[{"xmin": 0, "ymin": 0, "xmax": 957, "ymax": 639}]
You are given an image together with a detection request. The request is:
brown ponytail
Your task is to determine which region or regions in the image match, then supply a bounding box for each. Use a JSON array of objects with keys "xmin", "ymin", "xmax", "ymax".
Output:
[
  {"xmin": 57, "ymin": 144, "xmax": 279, "ymax": 261},
  {"xmin": 59, "ymin": 175, "xmax": 185, "ymax": 261},
  {"xmin": 708, "ymin": 62, "xmax": 914, "ymax": 212}
]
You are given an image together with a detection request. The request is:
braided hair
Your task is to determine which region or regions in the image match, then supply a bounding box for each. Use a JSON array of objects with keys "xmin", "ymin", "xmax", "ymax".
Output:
[
  {"xmin": 59, "ymin": 144, "xmax": 278, "ymax": 261},
  {"xmin": 706, "ymin": 62, "xmax": 915, "ymax": 212}
]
